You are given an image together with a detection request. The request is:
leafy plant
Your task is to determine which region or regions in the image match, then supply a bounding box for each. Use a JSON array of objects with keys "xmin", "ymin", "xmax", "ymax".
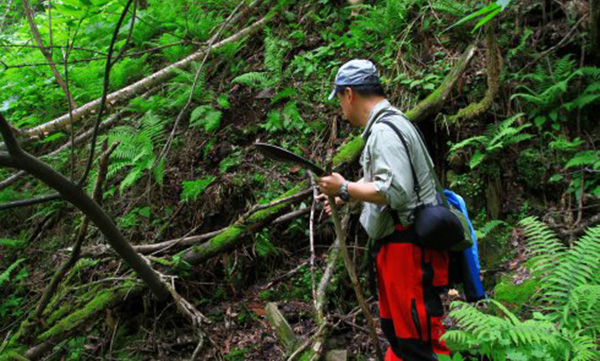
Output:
[
  {"xmin": 450, "ymin": 0, "xmax": 513, "ymax": 32},
  {"xmin": 0, "ymin": 258, "xmax": 25, "ymax": 287},
  {"xmin": 103, "ymin": 111, "xmax": 168, "ymax": 193},
  {"xmin": 232, "ymin": 33, "xmax": 290, "ymax": 91},
  {"xmin": 190, "ymin": 105, "xmax": 222, "ymax": 133},
  {"xmin": 443, "ymin": 217, "xmax": 600, "ymax": 360},
  {"xmin": 180, "ymin": 176, "xmax": 216, "ymax": 203},
  {"xmin": 449, "ymin": 113, "xmax": 532, "ymax": 169},
  {"xmin": 512, "ymin": 56, "xmax": 600, "ymax": 130},
  {"xmin": 254, "ymin": 230, "xmax": 278, "ymax": 258}
]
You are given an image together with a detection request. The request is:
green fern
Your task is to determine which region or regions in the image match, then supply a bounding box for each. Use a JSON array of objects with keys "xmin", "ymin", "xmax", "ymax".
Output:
[
  {"xmin": 0, "ymin": 259, "xmax": 25, "ymax": 287},
  {"xmin": 254, "ymin": 230, "xmax": 278, "ymax": 258},
  {"xmin": 431, "ymin": 0, "xmax": 471, "ymax": 18},
  {"xmin": 101, "ymin": 112, "xmax": 168, "ymax": 193},
  {"xmin": 565, "ymin": 150, "xmax": 600, "ymax": 170},
  {"xmin": 449, "ymin": 113, "xmax": 532, "ymax": 170},
  {"xmin": 512, "ymin": 56, "xmax": 600, "ymax": 128},
  {"xmin": 232, "ymin": 32, "xmax": 290, "ymax": 91},
  {"xmin": 180, "ymin": 176, "xmax": 216, "ymax": 203},
  {"xmin": 445, "ymin": 218, "xmax": 600, "ymax": 360}
]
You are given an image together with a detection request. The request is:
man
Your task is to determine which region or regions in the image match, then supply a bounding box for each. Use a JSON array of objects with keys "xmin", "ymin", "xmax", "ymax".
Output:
[{"xmin": 318, "ymin": 59, "xmax": 451, "ymax": 361}]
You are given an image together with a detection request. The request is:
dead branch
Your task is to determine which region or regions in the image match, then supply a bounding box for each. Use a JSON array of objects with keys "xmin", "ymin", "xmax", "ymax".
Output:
[
  {"xmin": 21, "ymin": 0, "xmax": 76, "ymax": 110},
  {"xmin": 19, "ymin": 16, "xmax": 269, "ymax": 139},
  {"xmin": 181, "ymin": 185, "xmax": 311, "ymax": 265},
  {"xmin": 0, "ymin": 112, "xmax": 170, "ymax": 300},
  {"xmin": 0, "ymin": 193, "xmax": 61, "ymax": 211},
  {"xmin": 32, "ymin": 140, "xmax": 118, "ymax": 322}
]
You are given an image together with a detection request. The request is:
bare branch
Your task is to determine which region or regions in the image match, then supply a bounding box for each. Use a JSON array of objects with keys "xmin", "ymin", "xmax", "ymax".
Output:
[
  {"xmin": 0, "ymin": 112, "xmax": 169, "ymax": 300},
  {"xmin": 21, "ymin": 0, "xmax": 77, "ymax": 109},
  {"xmin": 77, "ymin": 0, "xmax": 134, "ymax": 187},
  {"xmin": 0, "ymin": 193, "xmax": 61, "ymax": 211}
]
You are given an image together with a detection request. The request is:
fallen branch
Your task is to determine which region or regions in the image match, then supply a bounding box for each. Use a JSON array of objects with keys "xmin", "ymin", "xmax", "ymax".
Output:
[
  {"xmin": 0, "ymin": 193, "xmax": 61, "ymax": 211},
  {"xmin": 80, "ymin": 200, "xmax": 312, "ymax": 257},
  {"xmin": 0, "ymin": 87, "xmax": 158, "ymax": 192},
  {"xmin": 181, "ymin": 184, "xmax": 311, "ymax": 265},
  {"xmin": 0, "ymin": 112, "xmax": 170, "ymax": 301},
  {"xmin": 19, "ymin": 16, "xmax": 270, "ymax": 139}
]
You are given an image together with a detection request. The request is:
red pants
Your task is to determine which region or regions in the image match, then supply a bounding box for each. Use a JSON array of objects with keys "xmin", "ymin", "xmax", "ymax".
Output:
[{"xmin": 377, "ymin": 235, "xmax": 450, "ymax": 361}]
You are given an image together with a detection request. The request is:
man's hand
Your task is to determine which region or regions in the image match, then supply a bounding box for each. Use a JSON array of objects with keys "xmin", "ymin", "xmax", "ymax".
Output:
[
  {"xmin": 316, "ymin": 194, "xmax": 344, "ymax": 216},
  {"xmin": 318, "ymin": 172, "xmax": 345, "ymax": 196}
]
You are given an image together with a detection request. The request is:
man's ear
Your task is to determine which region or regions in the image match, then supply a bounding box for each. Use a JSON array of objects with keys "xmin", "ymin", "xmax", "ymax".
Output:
[{"xmin": 347, "ymin": 87, "xmax": 354, "ymax": 104}]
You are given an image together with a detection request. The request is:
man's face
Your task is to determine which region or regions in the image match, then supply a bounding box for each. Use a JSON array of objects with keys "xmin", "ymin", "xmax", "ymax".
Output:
[{"xmin": 337, "ymin": 88, "xmax": 360, "ymax": 126}]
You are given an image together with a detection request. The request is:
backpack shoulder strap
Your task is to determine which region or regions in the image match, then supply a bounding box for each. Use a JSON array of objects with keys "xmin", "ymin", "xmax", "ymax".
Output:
[
  {"xmin": 377, "ymin": 119, "xmax": 422, "ymax": 205},
  {"xmin": 376, "ymin": 113, "xmax": 450, "ymax": 209}
]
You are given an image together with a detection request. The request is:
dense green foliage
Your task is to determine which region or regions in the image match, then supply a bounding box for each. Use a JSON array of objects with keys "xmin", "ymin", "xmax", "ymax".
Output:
[{"xmin": 0, "ymin": 0, "xmax": 598, "ymax": 359}]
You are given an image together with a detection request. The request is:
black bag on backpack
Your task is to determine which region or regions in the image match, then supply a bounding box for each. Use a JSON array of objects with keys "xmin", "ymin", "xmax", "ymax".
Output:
[{"xmin": 376, "ymin": 115, "xmax": 472, "ymax": 251}]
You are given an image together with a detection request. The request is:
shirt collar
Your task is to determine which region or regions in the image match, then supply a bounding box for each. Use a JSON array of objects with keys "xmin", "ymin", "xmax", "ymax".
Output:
[{"xmin": 362, "ymin": 99, "xmax": 391, "ymax": 139}]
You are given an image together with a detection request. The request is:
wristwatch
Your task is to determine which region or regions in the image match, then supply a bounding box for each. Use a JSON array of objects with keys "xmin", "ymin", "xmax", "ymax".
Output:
[{"xmin": 338, "ymin": 180, "xmax": 351, "ymax": 202}]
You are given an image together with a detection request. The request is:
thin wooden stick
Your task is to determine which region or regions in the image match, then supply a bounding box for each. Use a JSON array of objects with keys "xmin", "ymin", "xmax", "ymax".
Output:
[{"xmin": 325, "ymin": 118, "xmax": 383, "ymax": 360}]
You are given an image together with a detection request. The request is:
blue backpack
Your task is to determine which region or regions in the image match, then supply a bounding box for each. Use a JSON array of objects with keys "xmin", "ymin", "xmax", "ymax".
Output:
[{"xmin": 444, "ymin": 190, "xmax": 486, "ymax": 302}]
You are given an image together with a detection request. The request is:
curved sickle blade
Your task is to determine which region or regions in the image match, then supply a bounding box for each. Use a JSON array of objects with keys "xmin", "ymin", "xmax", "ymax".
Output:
[{"xmin": 255, "ymin": 143, "xmax": 325, "ymax": 176}]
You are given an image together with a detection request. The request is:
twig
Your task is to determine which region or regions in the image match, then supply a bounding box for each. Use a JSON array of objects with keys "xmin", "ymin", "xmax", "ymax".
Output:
[
  {"xmin": 246, "ymin": 188, "xmax": 313, "ymax": 218},
  {"xmin": 21, "ymin": 0, "xmax": 77, "ymax": 109},
  {"xmin": 77, "ymin": 0, "xmax": 134, "ymax": 188},
  {"xmin": 521, "ymin": 16, "xmax": 585, "ymax": 72},
  {"xmin": 0, "ymin": 193, "xmax": 62, "ymax": 211},
  {"xmin": 308, "ymin": 172, "xmax": 318, "ymax": 306}
]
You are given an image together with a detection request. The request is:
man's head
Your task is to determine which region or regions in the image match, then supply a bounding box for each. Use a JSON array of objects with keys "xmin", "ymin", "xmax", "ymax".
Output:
[{"xmin": 329, "ymin": 59, "xmax": 386, "ymax": 126}]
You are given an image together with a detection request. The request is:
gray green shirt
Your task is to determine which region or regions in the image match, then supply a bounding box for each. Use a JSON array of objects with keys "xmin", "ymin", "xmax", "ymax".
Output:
[{"xmin": 359, "ymin": 99, "xmax": 437, "ymax": 240}]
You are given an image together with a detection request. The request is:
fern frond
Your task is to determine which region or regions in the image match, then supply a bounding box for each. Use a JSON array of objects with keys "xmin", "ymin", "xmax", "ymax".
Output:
[{"xmin": 232, "ymin": 71, "xmax": 270, "ymax": 88}]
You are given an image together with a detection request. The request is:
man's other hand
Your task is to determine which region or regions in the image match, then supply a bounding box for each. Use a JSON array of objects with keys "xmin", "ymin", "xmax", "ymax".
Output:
[
  {"xmin": 318, "ymin": 172, "xmax": 345, "ymax": 196},
  {"xmin": 316, "ymin": 193, "xmax": 343, "ymax": 216}
]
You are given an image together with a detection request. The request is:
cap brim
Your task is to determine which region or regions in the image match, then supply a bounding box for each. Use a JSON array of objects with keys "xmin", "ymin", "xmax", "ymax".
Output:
[{"xmin": 328, "ymin": 88, "xmax": 337, "ymax": 100}]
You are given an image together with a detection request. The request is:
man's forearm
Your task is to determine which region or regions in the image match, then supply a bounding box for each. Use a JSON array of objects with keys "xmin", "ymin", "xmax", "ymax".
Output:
[{"xmin": 347, "ymin": 181, "xmax": 387, "ymax": 205}]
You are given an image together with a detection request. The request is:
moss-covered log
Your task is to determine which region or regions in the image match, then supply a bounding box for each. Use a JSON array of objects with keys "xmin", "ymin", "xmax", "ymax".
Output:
[
  {"xmin": 405, "ymin": 43, "xmax": 477, "ymax": 123},
  {"xmin": 182, "ymin": 183, "xmax": 310, "ymax": 264},
  {"xmin": 449, "ymin": 26, "xmax": 501, "ymax": 123},
  {"xmin": 1, "ymin": 283, "xmax": 142, "ymax": 361}
]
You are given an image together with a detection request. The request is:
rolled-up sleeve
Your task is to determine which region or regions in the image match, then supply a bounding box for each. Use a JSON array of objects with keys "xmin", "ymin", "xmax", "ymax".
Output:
[{"xmin": 367, "ymin": 126, "xmax": 412, "ymax": 210}]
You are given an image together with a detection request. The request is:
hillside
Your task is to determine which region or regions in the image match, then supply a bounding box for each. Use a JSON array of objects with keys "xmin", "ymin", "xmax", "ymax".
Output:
[{"xmin": 0, "ymin": 0, "xmax": 598, "ymax": 360}]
